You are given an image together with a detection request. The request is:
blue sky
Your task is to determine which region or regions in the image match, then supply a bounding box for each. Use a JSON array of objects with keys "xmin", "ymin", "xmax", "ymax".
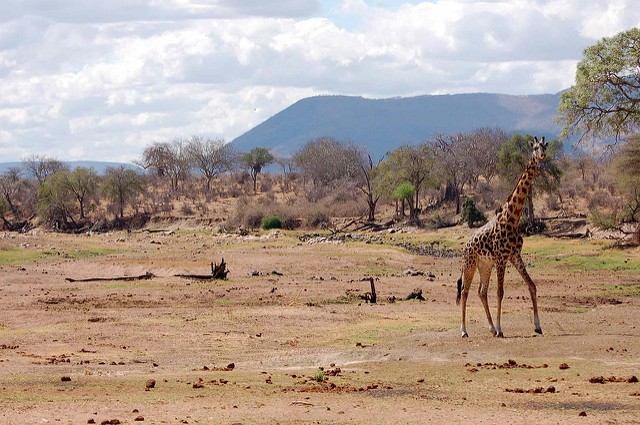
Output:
[{"xmin": 0, "ymin": 0, "xmax": 639, "ymax": 163}]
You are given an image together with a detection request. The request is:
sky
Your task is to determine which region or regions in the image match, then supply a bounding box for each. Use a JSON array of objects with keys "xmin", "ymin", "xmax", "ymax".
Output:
[{"xmin": 0, "ymin": 0, "xmax": 639, "ymax": 164}]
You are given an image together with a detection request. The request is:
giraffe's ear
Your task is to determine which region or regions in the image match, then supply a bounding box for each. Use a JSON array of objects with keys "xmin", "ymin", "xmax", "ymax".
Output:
[
  {"xmin": 541, "ymin": 136, "xmax": 547, "ymax": 147},
  {"xmin": 530, "ymin": 137, "xmax": 537, "ymax": 147}
]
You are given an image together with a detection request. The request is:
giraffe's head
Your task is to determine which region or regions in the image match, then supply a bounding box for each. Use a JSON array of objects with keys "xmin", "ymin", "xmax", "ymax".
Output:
[{"xmin": 529, "ymin": 136, "xmax": 547, "ymax": 163}]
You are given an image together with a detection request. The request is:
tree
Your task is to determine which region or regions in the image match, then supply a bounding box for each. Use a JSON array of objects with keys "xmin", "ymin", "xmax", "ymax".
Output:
[
  {"xmin": 102, "ymin": 166, "xmax": 145, "ymax": 219},
  {"xmin": 65, "ymin": 167, "xmax": 98, "ymax": 219},
  {"xmin": 359, "ymin": 155, "xmax": 381, "ymax": 222},
  {"xmin": 0, "ymin": 167, "xmax": 23, "ymax": 219},
  {"xmin": 467, "ymin": 127, "xmax": 510, "ymax": 185},
  {"xmin": 613, "ymin": 135, "xmax": 640, "ymax": 244},
  {"xmin": 498, "ymin": 134, "xmax": 563, "ymax": 225},
  {"xmin": 558, "ymin": 28, "xmax": 640, "ymax": 143},
  {"xmin": 461, "ymin": 197, "xmax": 486, "ymax": 227},
  {"xmin": 139, "ymin": 139, "xmax": 191, "ymax": 192},
  {"xmin": 22, "ymin": 154, "xmax": 67, "ymax": 186},
  {"xmin": 37, "ymin": 171, "xmax": 77, "ymax": 228},
  {"xmin": 432, "ymin": 133, "xmax": 474, "ymax": 214},
  {"xmin": 242, "ymin": 147, "xmax": 274, "ymax": 193},
  {"xmin": 377, "ymin": 144, "xmax": 437, "ymax": 221},
  {"xmin": 393, "ymin": 182, "xmax": 415, "ymax": 218},
  {"xmin": 186, "ymin": 136, "xmax": 235, "ymax": 192},
  {"xmin": 294, "ymin": 137, "xmax": 364, "ymax": 187}
]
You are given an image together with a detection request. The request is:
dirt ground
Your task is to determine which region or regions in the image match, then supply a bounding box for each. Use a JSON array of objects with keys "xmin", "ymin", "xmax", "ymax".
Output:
[{"xmin": 0, "ymin": 226, "xmax": 639, "ymax": 424}]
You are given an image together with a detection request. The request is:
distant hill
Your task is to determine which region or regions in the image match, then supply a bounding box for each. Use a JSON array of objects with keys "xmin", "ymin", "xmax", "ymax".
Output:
[
  {"xmin": 0, "ymin": 161, "xmax": 141, "ymax": 175},
  {"xmin": 231, "ymin": 92, "xmax": 563, "ymax": 160}
]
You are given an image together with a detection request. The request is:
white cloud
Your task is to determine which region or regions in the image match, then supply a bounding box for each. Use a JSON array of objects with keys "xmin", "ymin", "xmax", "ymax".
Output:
[{"xmin": 0, "ymin": 0, "xmax": 639, "ymax": 162}]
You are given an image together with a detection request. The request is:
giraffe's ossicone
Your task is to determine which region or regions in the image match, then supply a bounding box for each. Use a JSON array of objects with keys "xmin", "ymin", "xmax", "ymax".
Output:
[{"xmin": 456, "ymin": 136, "xmax": 547, "ymax": 338}]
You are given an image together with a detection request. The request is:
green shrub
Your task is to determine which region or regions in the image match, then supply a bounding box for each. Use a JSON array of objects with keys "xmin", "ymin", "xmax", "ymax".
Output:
[
  {"xmin": 461, "ymin": 197, "xmax": 486, "ymax": 227},
  {"xmin": 261, "ymin": 215, "xmax": 283, "ymax": 230}
]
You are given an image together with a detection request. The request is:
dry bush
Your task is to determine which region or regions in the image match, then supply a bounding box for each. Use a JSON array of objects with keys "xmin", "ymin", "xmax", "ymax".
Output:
[
  {"xmin": 545, "ymin": 193, "xmax": 562, "ymax": 211},
  {"xmin": 180, "ymin": 202, "xmax": 195, "ymax": 216},
  {"xmin": 587, "ymin": 189, "xmax": 615, "ymax": 209},
  {"xmin": 227, "ymin": 195, "xmax": 299, "ymax": 230},
  {"xmin": 476, "ymin": 181, "xmax": 499, "ymax": 210}
]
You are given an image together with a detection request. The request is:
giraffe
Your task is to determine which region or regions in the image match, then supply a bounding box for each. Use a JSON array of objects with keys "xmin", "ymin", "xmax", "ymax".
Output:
[{"xmin": 456, "ymin": 136, "xmax": 548, "ymax": 338}]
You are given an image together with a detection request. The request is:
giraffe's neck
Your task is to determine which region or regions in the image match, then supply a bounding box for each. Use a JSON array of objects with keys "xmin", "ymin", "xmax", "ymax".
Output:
[{"xmin": 497, "ymin": 159, "xmax": 539, "ymax": 225}]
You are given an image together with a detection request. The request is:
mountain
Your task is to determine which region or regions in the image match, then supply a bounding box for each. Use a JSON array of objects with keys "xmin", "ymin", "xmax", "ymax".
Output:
[
  {"xmin": 0, "ymin": 161, "xmax": 141, "ymax": 175},
  {"xmin": 231, "ymin": 92, "xmax": 563, "ymax": 160}
]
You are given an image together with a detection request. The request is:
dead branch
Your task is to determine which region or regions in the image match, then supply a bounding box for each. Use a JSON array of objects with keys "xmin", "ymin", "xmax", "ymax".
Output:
[
  {"xmin": 65, "ymin": 272, "xmax": 155, "ymax": 283},
  {"xmin": 174, "ymin": 258, "xmax": 229, "ymax": 280},
  {"xmin": 405, "ymin": 288, "xmax": 425, "ymax": 301}
]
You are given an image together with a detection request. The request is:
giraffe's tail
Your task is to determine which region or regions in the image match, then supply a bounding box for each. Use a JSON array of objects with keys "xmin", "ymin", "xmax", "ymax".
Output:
[{"xmin": 456, "ymin": 276, "xmax": 462, "ymax": 305}]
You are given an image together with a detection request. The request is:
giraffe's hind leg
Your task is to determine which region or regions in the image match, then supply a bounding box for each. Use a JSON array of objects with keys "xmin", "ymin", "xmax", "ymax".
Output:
[
  {"xmin": 494, "ymin": 262, "xmax": 506, "ymax": 337},
  {"xmin": 511, "ymin": 254, "xmax": 542, "ymax": 335},
  {"xmin": 477, "ymin": 261, "xmax": 497, "ymax": 336}
]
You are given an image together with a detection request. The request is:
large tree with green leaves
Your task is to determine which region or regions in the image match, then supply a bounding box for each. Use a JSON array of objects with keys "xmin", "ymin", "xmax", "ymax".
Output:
[
  {"xmin": 102, "ymin": 166, "xmax": 146, "ymax": 219},
  {"xmin": 242, "ymin": 147, "xmax": 274, "ymax": 193},
  {"xmin": 37, "ymin": 171, "xmax": 77, "ymax": 228},
  {"xmin": 613, "ymin": 135, "xmax": 640, "ymax": 244},
  {"xmin": 558, "ymin": 28, "xmax": 640, "ymax": 143},
  {"xmin": 376, "ymin": 144, "xmax": 437, "ymax": 221},
  {"xmin": 65, "ymin": 167, "xmax": 98, "ymax": 219}
]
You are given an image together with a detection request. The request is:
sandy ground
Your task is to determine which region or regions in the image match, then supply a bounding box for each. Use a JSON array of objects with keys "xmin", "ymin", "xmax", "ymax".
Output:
[{"xmin": 0, "ymin": 227, "xmax": 639, "ymax": 424}]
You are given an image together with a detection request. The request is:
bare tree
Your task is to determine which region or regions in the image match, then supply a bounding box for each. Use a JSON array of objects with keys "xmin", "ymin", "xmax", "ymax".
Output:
[
  {"xmin": 22, "ymin": 154, "xmax": 67, "ymax": 186},
  {"xmin": 432, "ymin": 133, "xmax": 474, "ymax": 214},
  {"xmin": 138, "ymin": 139, "xmax": 191, "ymax": 192},
  {"xmin": 186, "ymin": 136, "xmax": 235, "ymax": 192},
  {"xmin": 467, "ymin": 127, "xmax": 509, "ymax": 185},
  {"xmin": 0, "ymin": 167, "xmax": 23, "ymax": 219},
  {"xmin": 294, "ymin": 137, "xmax": 364, "ymax": 189},
  {"xmin": 359, "ymin": 155, "xmax": 381, "ymax": 221}
]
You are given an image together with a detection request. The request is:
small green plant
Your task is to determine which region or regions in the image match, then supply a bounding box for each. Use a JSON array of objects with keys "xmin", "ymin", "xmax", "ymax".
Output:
[
  {"xmin": 461, "ymin": 197, "xmax": 486, "ymax": 227},
  {"xmin": 260, "ymin": 215, "xmax": 282, "ymax": 230},
  {"xmin": 313, "ymin": 370, "xmax": 325, "ymax": 382}
]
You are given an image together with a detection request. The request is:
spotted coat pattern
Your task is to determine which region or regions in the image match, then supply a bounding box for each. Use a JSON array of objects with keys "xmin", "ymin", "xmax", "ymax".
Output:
[{"xmin": 456, "ymin": 137, "xmax": 547, "ymax": 338}]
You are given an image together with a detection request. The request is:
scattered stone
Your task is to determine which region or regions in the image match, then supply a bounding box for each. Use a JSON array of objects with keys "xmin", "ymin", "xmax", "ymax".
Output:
[
  {"xmin": 589, "ymin": 375, "xmax": 638, "ymax": 384},
  {"xmin": 61, "ymin": 376, "xmax": 71, "ymax": 382},
  {"xmin": 145, "ymin": 379, "xmax": 156, "ymax": 390},
  {"xmin": 559, "ymin": 363, "xmax": 570, "ymax": 370},
  {"xmin": 579, "ymin": 411, "xmax": 587, "ymax": 417},
  {"xmin": 134, "ymin": 416, "xmax": 145, "ymax": 422},
  {"xmin": 505, "ymin": 386, "xmax": 555, "ymax": 394}
]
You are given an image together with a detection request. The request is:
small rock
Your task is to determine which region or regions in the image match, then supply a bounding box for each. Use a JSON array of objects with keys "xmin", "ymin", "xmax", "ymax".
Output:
[
  {"xmin": 145, "ymin": 379, "xmax": 156, "ymax": 390},
  {"xmin": 134, "ymin": 416, "xmax": 145, "ymax": 421},
  {"xmin": 559, "ymin": 363, "xmax": 570, "ymax": 370},
  {"xmin": 579, "ymin": 411, "xmax": 587, "ymax": 417},
  {"xmin": 61, "ymin": 376, "xmax": 71, "ymax": 382}
]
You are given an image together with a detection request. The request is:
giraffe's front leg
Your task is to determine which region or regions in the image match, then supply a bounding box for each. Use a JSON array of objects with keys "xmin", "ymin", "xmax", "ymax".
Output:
[
  {"xmin": 495, "ymin": 262, "xmax": 506, "ymax": 337},
  {"xmin": 511, "ymin": 255, "xmax": 542, "ymax": 335}
]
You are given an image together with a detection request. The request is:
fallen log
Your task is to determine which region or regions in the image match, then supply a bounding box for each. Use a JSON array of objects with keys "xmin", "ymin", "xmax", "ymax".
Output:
[
  {"xmin": 405, "ymin": 288, "xmax": 425, "ymax": 301},
  {"xmin": 65, "ymin": 272, "xmax": 155, "ymax": 283},
  {"xmin": 174, "ymin": 259, "xmax": 229, "ymax": 280}
]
